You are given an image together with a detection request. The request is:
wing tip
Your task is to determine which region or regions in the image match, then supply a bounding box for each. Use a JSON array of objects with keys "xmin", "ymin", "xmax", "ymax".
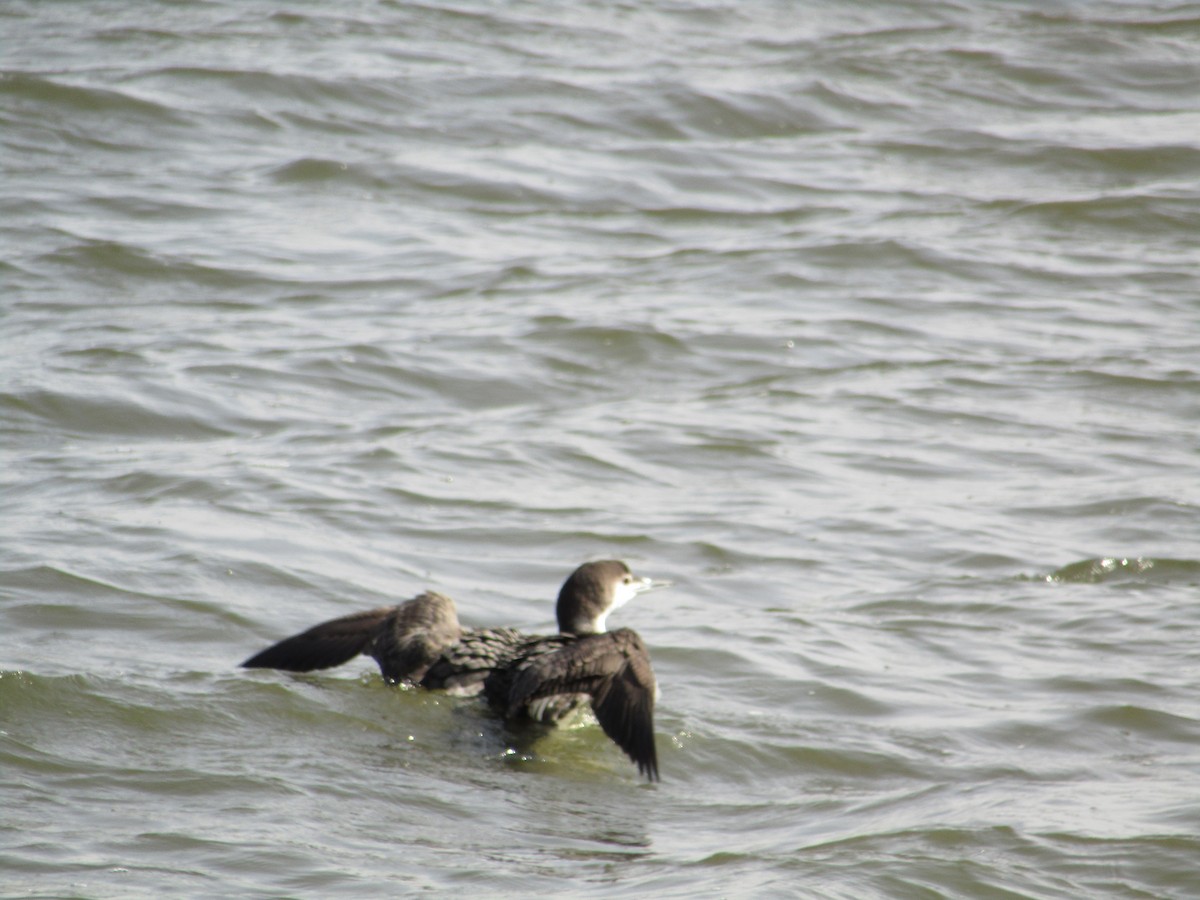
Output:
[
  {"xmin": 239, "ymin": 645, "xmax": 319, "ymax": 672},
  {"xmin": 239, "ymin": 634, "xmax": 370, "ymax": 673},
  {"xmin": 239, "ymin": 607, "xmax": 395, "ymax": 673},
  {"xmin": 639, "ymin": 754, "xmax": 660, "ymax": 783}
]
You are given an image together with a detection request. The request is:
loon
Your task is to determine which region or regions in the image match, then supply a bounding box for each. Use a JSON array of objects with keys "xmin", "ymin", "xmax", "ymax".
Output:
[{"xmin": 241, "ymin": 560, "xmax": 666, "ymax": 781}]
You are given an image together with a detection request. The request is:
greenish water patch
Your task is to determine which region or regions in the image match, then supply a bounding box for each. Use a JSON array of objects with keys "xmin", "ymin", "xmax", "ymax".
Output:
[{"xmin": 1044, "ymin": 556, "xmax": 1200, "ymax": 584}]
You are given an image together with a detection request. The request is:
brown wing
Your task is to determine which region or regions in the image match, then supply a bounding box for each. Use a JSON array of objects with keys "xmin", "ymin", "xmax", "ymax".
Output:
[
  {"xmin": 507, "ymin": 628, "xmax": 659, "ymax": 781},
  {"xmin": 241, "ymin": 607, "xmax": 394, "ymax": 672},
  {"xmin": 368, "ymin": 591, "xmax": 462, "ymax": 683},
  {"xmin": 241, "ymin": 591, "xmax": 464, "ymax": 683}
]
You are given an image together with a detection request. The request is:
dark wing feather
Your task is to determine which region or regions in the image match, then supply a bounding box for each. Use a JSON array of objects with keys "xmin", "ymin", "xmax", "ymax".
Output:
[
  {"xmin": 241, "ymin": 592, "xmax": 464, "ymax": 683},
  {"xmin": 241, "ymin": 607, "xmax": 394, "ymax": 672},
  {"xmin": 589, "ymin": 642, "xmax": 659, "ymax": 782},
  {"xmin": 508, "ymin": 629, "xmax": 659, "ymax": 781}
]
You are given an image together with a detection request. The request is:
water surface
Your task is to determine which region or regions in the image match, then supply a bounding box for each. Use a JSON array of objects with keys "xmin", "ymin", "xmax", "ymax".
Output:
[{"xmin": 3, "ymin": 1, "xmax": 1199, "ymax": 897}]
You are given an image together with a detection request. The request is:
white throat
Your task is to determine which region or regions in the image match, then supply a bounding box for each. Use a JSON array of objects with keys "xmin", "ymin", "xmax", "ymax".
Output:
[{"xmin": 592, "ymin": 610, "xmax": 610, "ymax": 634}]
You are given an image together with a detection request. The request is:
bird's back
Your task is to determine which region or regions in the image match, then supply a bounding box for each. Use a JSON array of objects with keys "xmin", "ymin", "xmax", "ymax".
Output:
[{"xmin": 419, "ymin": 626, "xmax": 527, "ymax": 695}]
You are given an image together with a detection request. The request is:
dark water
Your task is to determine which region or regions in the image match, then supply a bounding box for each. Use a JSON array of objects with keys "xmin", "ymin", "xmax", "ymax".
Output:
[{"xmin": 3, "ymin": 1, "xmax": 1200, "ymax": 897}]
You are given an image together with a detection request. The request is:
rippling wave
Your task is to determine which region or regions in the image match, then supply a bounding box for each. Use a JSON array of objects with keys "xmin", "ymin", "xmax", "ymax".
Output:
[{"xmin": 1045, "ymin": 556, "xmax": 1200, "ymax": 584}]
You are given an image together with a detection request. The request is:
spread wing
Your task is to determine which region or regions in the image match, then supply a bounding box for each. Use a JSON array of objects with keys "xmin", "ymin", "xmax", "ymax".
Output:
[
  {"xmin": 508, "ymin": 628, "xmax": 659, "ymax": 781},
  {"xmin": 241, "ymin": 606, "xmax": 393, "ymax": 672},
  {"xmin": 240, "ymin": 591, "xmax": 462, "ymax": 682},
  {"xmin": 370, "ymin": 591, "xmax": 462, "ymax": 683}
]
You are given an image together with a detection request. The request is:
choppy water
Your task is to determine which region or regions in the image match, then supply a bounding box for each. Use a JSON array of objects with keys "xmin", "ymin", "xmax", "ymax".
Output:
[{"xmin": 3, "ymin": 1, "xmax": 1200, "ymax": 897}]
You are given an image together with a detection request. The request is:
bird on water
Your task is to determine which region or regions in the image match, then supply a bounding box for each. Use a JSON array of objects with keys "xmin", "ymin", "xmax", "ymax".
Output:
[{"xmin": 241, "ymin": 560, "xmax": 667, "ymax": 781}]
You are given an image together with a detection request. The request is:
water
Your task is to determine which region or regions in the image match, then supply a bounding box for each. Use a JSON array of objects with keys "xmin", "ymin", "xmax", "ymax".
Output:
[{"xmin": 3, "ymin": 1, "xmax": 1199, "ymax": 896}]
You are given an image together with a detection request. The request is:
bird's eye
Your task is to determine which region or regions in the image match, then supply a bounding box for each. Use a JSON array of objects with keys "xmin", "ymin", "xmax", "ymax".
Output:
[{"xmin": 623, "ymin": 575, "xmax": 633, "ymax": 583}]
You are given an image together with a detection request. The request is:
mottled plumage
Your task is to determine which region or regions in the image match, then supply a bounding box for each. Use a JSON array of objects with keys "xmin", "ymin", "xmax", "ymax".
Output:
[{"xmin": 242, "ymin": 560, "xmax": 665, "ymax": 780}]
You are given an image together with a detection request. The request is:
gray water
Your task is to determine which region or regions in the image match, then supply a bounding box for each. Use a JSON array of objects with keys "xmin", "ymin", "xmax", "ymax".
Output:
[{"xmin": 3, "ymin": 1, "xmax": 1199, "ymax": 897}]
